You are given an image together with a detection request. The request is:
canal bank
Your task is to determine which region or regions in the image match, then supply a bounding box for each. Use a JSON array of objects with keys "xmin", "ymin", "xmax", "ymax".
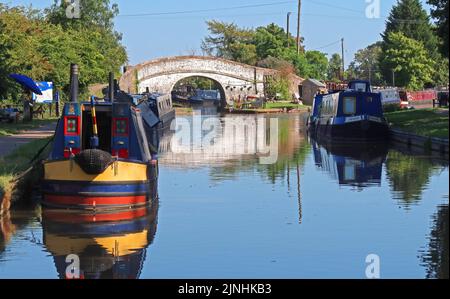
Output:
[
  {"xmin": 0, "ymin": 123, "xmax": 55, "ymax": 216},
  {"xmin": 385, "ymin": 109, "xmax": 449, "ymax": 156}
]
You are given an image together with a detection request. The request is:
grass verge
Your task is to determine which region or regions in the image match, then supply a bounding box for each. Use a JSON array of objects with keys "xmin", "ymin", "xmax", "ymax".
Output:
[
  {"xmin": 264, "ymin": 101, "xmax": 306, "ymax": 109},
  {"xmin": 385, "ymin": 109, "xmax": 449, "ymax": 139},
  {"xmin": 0, "ymin": 137, "xmax": 52, "ymax": 198}
]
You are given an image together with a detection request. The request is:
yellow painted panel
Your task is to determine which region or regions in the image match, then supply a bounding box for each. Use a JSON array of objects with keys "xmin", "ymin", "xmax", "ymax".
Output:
[{"xmin": 44, "ymin": 160, "xmax": 148, "ymax": 182}]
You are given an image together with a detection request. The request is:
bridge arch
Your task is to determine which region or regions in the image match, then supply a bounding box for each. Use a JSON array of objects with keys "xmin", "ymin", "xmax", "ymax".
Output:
[
  {"xmin": 119, "ymin": 56, "xmax": 303, "ymax": 105},
  {"xmin": 170, "ymin": 75, "xmax": 227, "ymax": 107}
]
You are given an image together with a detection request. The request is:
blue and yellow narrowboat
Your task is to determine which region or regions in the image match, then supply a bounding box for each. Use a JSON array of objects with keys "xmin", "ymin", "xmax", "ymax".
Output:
[{"xmin": 41, "ymin": 65, "xmax": 157, "ymax": 210}]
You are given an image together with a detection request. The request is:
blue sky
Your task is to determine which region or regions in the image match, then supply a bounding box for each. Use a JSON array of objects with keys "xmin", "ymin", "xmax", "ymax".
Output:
[{"xmin": 7, "ymin": 0, "xmax": 433, "ymax": 66}]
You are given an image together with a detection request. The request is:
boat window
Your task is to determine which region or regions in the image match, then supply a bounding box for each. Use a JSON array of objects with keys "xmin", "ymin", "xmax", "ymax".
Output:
[
  {"xmin": 344, "ymin": 165, "xmax": 355, "ymax": 180},
  {"xmin": 354, "ymin": 83, "xmax": 367, "ymax": 92},
  {"xmin": 343, "ymin": 97, "xmax": 356, "ymax": 115}
]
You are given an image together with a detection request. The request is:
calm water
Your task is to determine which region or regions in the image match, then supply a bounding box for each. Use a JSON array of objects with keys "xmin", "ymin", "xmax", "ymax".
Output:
[{"xmin": 0, "ymin": 113, "xmax": 448, "ymax": 279}]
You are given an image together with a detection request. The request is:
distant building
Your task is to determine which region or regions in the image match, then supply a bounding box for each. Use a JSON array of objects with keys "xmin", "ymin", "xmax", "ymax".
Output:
[{"xmin": 300, "ymin": 79, "xmax": 327, "ymax": 105}]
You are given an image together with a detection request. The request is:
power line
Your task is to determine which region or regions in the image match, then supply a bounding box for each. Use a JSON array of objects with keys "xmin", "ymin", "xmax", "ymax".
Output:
[
  {"xmin": 306, "ymin": 0, "xmax": 364, "ymax": 15},
  {"xmin": 118, "ymin": 0, "xmax": 296, "ymax": 17},
  {"xmin": 310, "ymin": 39, "xmax": 341, "ymax": 50}
]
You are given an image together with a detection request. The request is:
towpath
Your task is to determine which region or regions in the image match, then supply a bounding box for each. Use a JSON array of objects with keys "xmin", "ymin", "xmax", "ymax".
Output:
[{"xmin": 0, "ymin": 122, "xmax": 56, "ymax": 157}]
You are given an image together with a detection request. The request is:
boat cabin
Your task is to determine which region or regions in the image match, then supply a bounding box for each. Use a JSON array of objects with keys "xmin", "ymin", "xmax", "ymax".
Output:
[{"xmin": 50, "ymin": 101, "xmax": 151, "ymax": 162}]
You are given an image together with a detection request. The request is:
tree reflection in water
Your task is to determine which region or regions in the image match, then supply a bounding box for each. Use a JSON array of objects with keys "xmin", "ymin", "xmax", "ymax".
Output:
[
  {"xmin": 420, "ymin": 204, "xmax": 449, "ymax": 279},
  {"xmin": 385, "ymin": 150, "xmax": 448, "ymax": 207}
]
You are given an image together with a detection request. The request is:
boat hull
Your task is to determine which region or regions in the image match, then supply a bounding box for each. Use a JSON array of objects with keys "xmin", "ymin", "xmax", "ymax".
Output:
[
  {"xmin": 314, "ymin": 118, "xmax": 389, "ymax": 141},
  {"xmin": 42, "ymin": 159, "xmax": 157, "ymax": 210}
]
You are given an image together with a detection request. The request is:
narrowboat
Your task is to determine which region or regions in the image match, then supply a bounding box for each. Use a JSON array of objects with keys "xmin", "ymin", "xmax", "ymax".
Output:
[
  {"xmin": 41, "ymin": 64, "xmax": 158, "ymax": 210},
  {"xmin": 308, "ymin": 80, "xmax": 389, "ymax": 140},
  {"xmin": 188, "ymin": 89, "xmax": 221, "ymax": 106},
  {"xmin": 137, "ymin": 92, "xmax": 175, "ymax": 130}
]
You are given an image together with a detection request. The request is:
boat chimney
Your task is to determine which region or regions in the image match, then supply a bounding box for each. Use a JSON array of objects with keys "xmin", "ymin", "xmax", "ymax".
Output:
[
  {"xmin": 69, "ymin": 63, "xmax": 79, "ymax": 103},
  {"xmin": 109, "ymin": 72, "xmax": 114, "ymax": 102}
]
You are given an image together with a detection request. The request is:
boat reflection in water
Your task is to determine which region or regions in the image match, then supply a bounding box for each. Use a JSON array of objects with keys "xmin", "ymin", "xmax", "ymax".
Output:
[
  {"xmin": 41, "ymin": 198, "xmax": 158, "ymax": 279},
  {"xmin": 311, "ymin": 137, "xmax": 388, "ymax": 188}
]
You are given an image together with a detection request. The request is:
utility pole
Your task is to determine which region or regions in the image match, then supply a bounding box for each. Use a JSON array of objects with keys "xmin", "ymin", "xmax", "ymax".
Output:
[
  {"xmin": 286, "ymin": 12, "xmax": 291, "ymax": 47},
  {"xmin": 296, "ymin": 0, "xmax": 301, "ymax": 54},
  {"xmin": 341, "ymin": 38, "xmax": 345, "ymax": 80},
  {"xmin": 392, "ymin": 69, "xmax": 395, "ymax": 87}
]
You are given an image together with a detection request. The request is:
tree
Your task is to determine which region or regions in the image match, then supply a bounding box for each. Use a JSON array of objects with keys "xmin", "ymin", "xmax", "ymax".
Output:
[
  {"xmin": 347, "ymin": 42, "xmax": 384, "ymax": 85},
  {"xmin": 327, "ymin": 53, "xmax": 343, "ymax": 82},
  {"xmin": 253, "ymin": 23, "xmax": 298, "ymax": 59},
  {"xmin": 0, "ymin": 18, "xmax": 12, "ymax": 99},
  {"xmin": 201, "ymin": 20, "xmax": 315, "ymax": 79},
  {"xmin": 305, "ymin": 51, "xmax": 328, "ymax": 80},
  {"xmin": 201, "ymin": 20, "xmax": 255, "ymax": 62},
  {"xmin": 428, "ymin": 0, "xmax": 449, "ymax": 58},
  {"xmin": 382, "ymin": 0, "xmax": 439, "ymax": 59},
  {"xmin": 380, "ymin": 32, "xmax": 434, "ymax": 90},
  {"xmin": 45, "ymin": 0, "xmax": 127, "ymax": 79},
  {"xmin": 0, "ymin": 3, "xmax": 127, "ymax": 101},
  {"xmin": 45, "ymin": 0, "xmax": 119, "ymax": 32}
]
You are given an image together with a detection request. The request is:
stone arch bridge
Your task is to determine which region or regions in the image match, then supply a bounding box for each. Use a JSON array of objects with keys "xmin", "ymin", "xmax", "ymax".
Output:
[{"xmin": 119, "ymin": 56, "xmax": 303, "ymax": 105}]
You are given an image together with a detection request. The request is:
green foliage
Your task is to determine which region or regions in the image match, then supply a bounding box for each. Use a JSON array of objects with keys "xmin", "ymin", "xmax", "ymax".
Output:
[
  {"xmin": 327, "ymin": 53, "xmax": 343, "ymax": 82},
  {"xmin": 304, "ymin": 51, "xmax": 328, "ymax": 81},
  {"xmin": 45, "ymin": 0, "xmax": 119, "ymax": 32},
  {"xmin": 347, "ymin": 42, "xmax": 384, "ymax": 85},
  {"xmin": 382, "ymin": 0, "xmax": 439, "ymax": 59},
  {"xmin": 428, "ymin": 0, "xmax": 449, "ymax": 58},
  {"xmin": 0, "ymin": 2, "xmax": 127, "ymax": 102},
  {"xmin": 173, "ymin": 76, "xmax": 222, "ymax": 91},
  {"xmin": 265, "ymin": 76, "xmax": 290, "ymax": 100},
  {"xmin": 202, "ymin": 20, "xmax": 327, "ymax": 80},
  {"xmin": 201, "ymin": 20, "xmax": 255, "ymax": 63},
  {"xmin": 379, "ymin": 0, "xmax": 449, "ymax": 88},
  {"xmin": 380, "ymin": 32, "xmax": 434, "ymax": 90}
]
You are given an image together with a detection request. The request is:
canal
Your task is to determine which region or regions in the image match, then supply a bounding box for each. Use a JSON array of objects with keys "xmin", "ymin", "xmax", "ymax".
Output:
[{"xmin": 0, "ymin": 113, "xmax": 448, "ymax": 279}]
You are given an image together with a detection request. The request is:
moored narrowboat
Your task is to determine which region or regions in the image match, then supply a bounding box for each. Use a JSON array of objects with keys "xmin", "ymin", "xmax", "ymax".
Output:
[
  {"xmin": 41, "ymin": 65, "xmax": 157, "ymax": 210},
  {"xmin": 308, "ymin": 80, "xmax": 389, "ymax": 140}
]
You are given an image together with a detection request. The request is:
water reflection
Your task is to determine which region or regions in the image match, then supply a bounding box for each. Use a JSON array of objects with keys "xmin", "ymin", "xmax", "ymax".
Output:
[
  {"xmin": 1, "ymin": 114, "xmax": 448, "ymax": 278},
  {"xmin": 420, "ymin": 204, "xmax": 449, "ymax": 279},
  {"xmin": 41, "ymin": 202, "xmax": 158, "ymax": 279},
  {"xmin": 385, "ymin": 150, "xmax": 448, "ymax": 206},
  {"xmin": 311, "ymin": 138, "xmax": 388, "ymax": 189}
]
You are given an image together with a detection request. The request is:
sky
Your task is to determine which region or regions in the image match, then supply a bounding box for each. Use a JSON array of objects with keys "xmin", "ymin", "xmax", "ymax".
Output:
[{"xmin": 6, "ymin": 0, "xmax": 434, "ymax": 67}]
